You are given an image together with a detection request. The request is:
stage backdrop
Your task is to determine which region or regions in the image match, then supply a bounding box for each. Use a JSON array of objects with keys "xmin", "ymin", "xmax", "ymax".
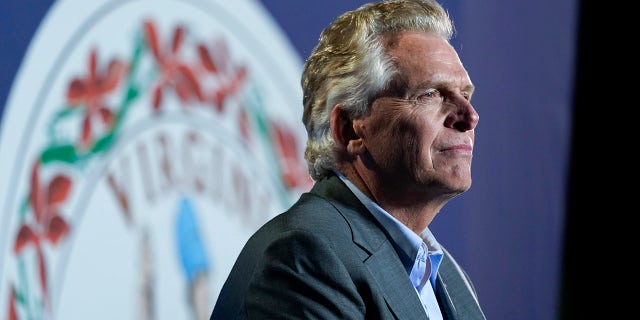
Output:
[{"xmin": 0, "ymin": 1, "xmax": 577, "ymax": 320}]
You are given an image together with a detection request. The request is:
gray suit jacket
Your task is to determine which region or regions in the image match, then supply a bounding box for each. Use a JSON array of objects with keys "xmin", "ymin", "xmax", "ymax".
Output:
[{"xmin": 211, "ymin": 174, "xmax": 486, "ymax": 319}]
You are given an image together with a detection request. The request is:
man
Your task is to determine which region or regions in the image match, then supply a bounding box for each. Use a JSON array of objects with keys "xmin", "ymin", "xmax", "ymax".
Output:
[{"xmin": 211, "ymin": 0, "xmax": 486, "ymax": 319}]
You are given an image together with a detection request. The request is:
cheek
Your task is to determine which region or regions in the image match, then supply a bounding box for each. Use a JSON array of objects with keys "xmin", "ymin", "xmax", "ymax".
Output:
[
  {"xmin": 365, "ymin": 107, "xmax": 438, "ymax": 165},
  {"xmin": 397, "ymin": 114, "xmax": 437, "ymax": 161},
  {"xmin": 361, "ymin": 113, "xmax": 406, "ymax": 165}
]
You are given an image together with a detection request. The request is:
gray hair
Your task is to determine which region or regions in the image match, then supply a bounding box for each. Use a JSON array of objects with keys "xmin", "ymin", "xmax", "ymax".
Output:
[{"xmin": 301, "ymin": 0, "xmax": 454, "ymax": 180}]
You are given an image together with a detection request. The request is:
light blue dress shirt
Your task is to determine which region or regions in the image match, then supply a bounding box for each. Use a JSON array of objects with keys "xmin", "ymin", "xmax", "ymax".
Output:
[{"xmin": 337, "ymin": 172, "xmax": 444, "ymax": 319}]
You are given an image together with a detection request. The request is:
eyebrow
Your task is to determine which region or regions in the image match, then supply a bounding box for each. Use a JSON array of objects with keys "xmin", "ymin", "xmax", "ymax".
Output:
[{"xmin": 412, "ymin": 79, "xmax": 475, "ymax": 96}]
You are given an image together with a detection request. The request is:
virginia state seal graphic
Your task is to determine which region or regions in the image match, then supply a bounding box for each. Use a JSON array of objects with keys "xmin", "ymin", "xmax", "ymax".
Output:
[{"xmin": 0, "ymin": 0, "xmax": 312, "ymax": 319}]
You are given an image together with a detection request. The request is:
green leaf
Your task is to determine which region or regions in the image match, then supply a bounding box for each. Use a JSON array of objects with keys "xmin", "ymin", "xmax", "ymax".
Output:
[
  {"xmin": 92, "ymin": 132, "xmax": 116, "ymax": 153},
  {"xmin": 41, "ymin": 144, "xmax": 78, "ymax": 164}
]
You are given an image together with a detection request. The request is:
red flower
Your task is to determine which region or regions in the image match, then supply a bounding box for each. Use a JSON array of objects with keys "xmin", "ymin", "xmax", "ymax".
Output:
[
  {"xmin": 197, "ymin": 39, "xmax": 247, "ymax": 112},
  {"xmin": 269, "ymin": 123, "xmax": 313, "ymax": 189},
  {"xmin": 7, "ymin": 286, "xmax": 17, "ymax": 320},
  {"xmin": 14, "ymin": 160, "xmax": 72, "ymax": 308},
  {"xmin": 144, "ymin": 19, "xmax": 203, "ymax": 110},
  {"xmin": 67, "ymin": 48, "xmax": 127, "ymax": 150}
]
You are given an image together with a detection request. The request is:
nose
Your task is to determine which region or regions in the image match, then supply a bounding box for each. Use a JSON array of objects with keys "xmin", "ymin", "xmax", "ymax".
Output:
[{"xmin": 443, "ymin": 96, "xmax": 479, "ymax": 132}]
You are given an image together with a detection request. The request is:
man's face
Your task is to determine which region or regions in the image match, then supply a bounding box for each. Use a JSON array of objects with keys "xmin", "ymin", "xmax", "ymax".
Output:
[{"xmin": 355, "ymin": 32, "xmax": 478, "ymax": 198}]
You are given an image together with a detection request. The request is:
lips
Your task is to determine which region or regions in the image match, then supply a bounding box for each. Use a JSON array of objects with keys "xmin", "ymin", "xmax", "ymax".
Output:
[
  {"xmin": 444, "ymin": 144, "xmax": 472, "ymax": 151},
  {"xmin": 439, "ymin": 143, "xmax": 473, "ymax": 156}
]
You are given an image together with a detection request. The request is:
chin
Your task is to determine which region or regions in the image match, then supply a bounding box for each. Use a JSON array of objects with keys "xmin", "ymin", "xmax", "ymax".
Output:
[{"xmin": 449, "ymin": 178, "xmax": 472, "ymax": 193}]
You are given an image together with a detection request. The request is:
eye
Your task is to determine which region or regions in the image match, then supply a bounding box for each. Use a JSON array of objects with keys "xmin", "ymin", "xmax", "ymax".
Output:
[{"xmin": 415, "ymin": 89, "xmax": 442, "ymax": 103}]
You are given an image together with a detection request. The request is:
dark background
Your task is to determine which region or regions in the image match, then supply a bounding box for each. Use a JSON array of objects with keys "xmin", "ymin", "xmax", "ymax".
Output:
[{"xmin": 0, "ymin": 1, "xmax": 583, "ymax": 319}]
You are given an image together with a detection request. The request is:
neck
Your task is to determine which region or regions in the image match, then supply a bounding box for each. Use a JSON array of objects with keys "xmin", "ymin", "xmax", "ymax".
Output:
[{"xmin": 339, "ymin": 164, "xmax": 454, "ymax": 235}]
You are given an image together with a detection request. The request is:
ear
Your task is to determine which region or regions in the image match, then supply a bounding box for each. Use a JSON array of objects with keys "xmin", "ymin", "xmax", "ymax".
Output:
[{"xmin": 330, "ymin": 105, "xmax": 366, "ymax": 155}]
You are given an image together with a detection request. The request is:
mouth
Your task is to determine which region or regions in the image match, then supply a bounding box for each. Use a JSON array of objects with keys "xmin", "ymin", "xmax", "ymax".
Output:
[{"xmin": 439, "ymin": 144, "xmax": 473, "ymax": 156}]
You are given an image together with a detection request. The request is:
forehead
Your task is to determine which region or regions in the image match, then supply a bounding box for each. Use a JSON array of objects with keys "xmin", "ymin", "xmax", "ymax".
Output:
[
  {"xmin": 386, "ymin": 31, "xmax": 469, "ymax": 86},
  {"xmin": 386, "ymin": 31, "xmax": 458, "ymax": 62}
]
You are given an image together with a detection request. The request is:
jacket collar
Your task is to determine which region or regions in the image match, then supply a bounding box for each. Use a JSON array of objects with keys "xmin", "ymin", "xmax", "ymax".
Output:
[
  {"xmin": 436, "ymin": 249, "xmax": 487, "ymax": 320},
  {"xmin": 310, "ymin": 175, "xmax": 428, "ymax": 319}
]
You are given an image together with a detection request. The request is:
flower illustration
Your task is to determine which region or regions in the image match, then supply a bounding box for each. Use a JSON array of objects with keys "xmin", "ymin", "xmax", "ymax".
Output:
[
  {"xmin": 13, "ymin": 160, "xmax": 72, "ymax": 308},
  {"xmin": 144, "ymin": 19, "xmax": 203, "ymax": 110},
  {"xmin": 66, "ymin": 48, "xmax": 127, "ymax": 150},
  {"xmin": 197, "ymin": 38, "xmax": 248, "ymax": 112},
  {"xmin": 269, "ymin": 122, "xmax": 313, "ymax": 189},
  {"xmin": 7, "ymin": 286, "xmax": 17, "ymax": 320}
]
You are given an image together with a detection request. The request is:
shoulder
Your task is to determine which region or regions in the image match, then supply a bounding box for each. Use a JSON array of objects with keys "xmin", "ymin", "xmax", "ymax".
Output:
[
  {"xmin": 259, "ymin": 190, "xmax": 354, "ymax": 244},
  {"xmin": 243, "ymin": 175, "xmax": 384, "ymax": 260},
  {"xmin": 262, "ymin": 175, "xmax": 362, "ymax": 235}
]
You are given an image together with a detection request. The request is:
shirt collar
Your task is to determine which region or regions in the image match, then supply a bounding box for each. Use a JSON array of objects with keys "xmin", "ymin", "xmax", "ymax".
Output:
[{"xmin": 335, "ymin": 172, "xmax": 443, "ymax": 286}]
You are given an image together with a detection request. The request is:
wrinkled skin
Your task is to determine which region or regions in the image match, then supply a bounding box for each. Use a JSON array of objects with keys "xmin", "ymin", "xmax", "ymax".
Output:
[{"xmin": 333, "ymin": 31, "xmax": 479, "ymax": 233}]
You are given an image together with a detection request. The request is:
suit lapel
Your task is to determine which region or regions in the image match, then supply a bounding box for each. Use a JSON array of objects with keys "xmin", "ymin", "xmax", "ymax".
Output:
[
  {"xmin": 436, "ymin": 249, "xmax": 487, "ymax": 320},
  {"xmin": 313, "ymin": 176, "xmax": 427, "ymax": 319},
  {"xmin": 364, "ymin": 240, "xmax": 428, "ymax": 319}
]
